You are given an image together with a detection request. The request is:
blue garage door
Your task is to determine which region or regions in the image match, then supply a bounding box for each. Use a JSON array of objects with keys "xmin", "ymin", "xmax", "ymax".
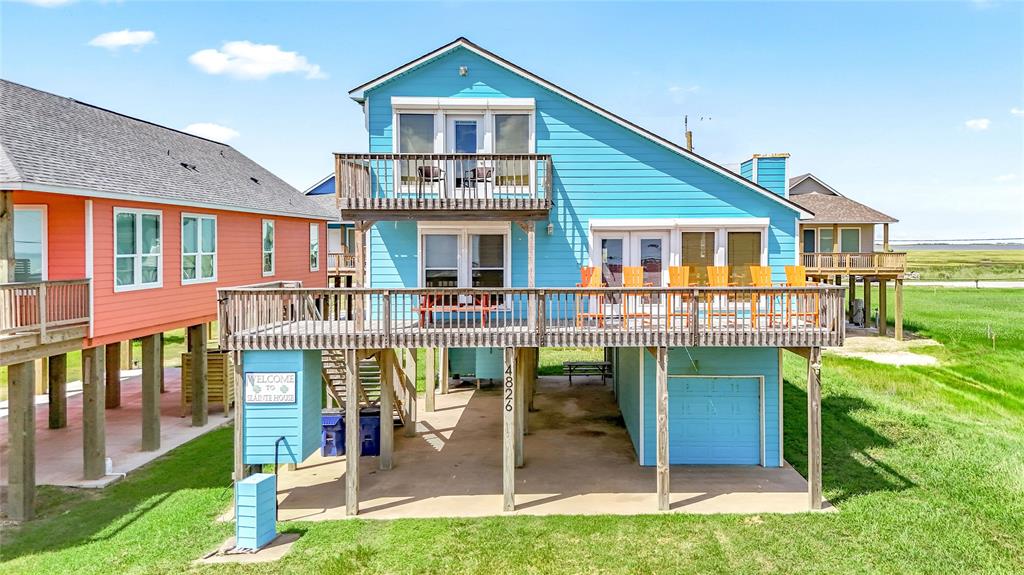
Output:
[{"xmin": 668, "ymin": 377, "xmax": 760, "ymax": 464}]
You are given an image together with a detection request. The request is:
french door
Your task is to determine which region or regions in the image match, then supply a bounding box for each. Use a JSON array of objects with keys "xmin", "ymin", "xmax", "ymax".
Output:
[
  {"xmin": 592, "ymin": 231, "xmax": 669, "ymax": 287},
  {"xmin": 446, "ymin": 115, "xmax": 485, "ymax": 194}
]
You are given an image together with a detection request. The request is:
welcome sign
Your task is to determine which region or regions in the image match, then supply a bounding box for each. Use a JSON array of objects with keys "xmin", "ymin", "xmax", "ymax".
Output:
[{"xmin": 244, "ymin": 372, "xmax": 297, "ymax": 403}]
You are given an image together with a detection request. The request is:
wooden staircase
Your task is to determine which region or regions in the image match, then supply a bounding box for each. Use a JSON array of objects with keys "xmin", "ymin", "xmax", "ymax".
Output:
[{"xmin": 322, "ymin": 350, "xmax": 404, "ymax": 426}]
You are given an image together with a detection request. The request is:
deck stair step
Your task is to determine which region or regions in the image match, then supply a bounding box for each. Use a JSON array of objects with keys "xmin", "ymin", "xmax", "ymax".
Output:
[{"xmin": 321, "ymin": 350, "xmax": 404, "ymax": 426}]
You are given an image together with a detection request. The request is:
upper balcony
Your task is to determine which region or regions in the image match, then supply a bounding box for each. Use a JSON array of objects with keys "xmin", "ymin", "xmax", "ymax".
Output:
[
  {"xmin": 335, "ymin": 153, "xmax": 553, "ymax": 221},
  {"xmin": 1, "ymin": 279, "xmax": 91, "ymax": 366},
  {"xmin": 801, "ymin": 252, "xmax": 907, "ymax": 278}
]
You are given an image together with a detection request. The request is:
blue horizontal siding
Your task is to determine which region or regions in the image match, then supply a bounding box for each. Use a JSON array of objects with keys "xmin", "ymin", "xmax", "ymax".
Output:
[
  {"xmin": 756, "ymin": 157, "xmax": 787, "ymax": 197},
  {"xmin": 242, "ymin": 350, "xmax": 322, "ymax": 465}
]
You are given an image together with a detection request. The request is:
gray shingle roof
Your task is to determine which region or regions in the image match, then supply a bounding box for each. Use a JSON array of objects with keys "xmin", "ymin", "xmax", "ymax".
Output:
[
  {"xmin": 789, "ymin": 192, "xmax": 898, "ymax": 224},
  {"xmin": 0, "ymin": 79, "xmax": 332, "ymax": 220},
  {"xmin": 305, "ymin": 192, "xmax": 341, "ymax": 222}
]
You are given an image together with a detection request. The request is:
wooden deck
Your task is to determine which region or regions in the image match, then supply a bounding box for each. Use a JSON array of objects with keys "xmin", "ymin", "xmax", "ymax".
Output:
[
  {"xmin": 1, "ymin": 279, "xmax": 90, "ymax": 365},
  {"xmin": 217, "ymin": 286, "xmax": 845, "ymax": 350},
  {"xmin": 801, "ymin": 252, "xmax": 906, "ymax": 277},
  {"xmin": 335, "ymin": 153, "xmax": 553, "ymax": 221}
]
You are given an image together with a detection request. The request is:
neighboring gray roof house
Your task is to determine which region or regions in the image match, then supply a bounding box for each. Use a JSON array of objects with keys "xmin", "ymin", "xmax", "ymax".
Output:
[
  {"xmin": 788, "ymin": 173, "xmax": 897, "ymax": 224},
  {"xmin": 0, "ymin": 79, "xmax": 331, "ymax": 220}
]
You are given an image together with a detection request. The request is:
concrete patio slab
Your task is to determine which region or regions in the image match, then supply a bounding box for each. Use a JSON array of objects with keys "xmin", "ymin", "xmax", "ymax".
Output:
[
  {"xmin": 196, "ymin": 533, "xmax": 301, "ymax": 565},
  {"xmin": 259, "ymin": 377, "xmax": 825, "ymax": 520},
  {"xmin": 0, "ymin": 368, "xmax": 231, "ymax": 488}
]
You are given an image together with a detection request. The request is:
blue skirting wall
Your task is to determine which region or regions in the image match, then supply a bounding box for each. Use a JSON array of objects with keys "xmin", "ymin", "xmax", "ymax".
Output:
[
  {"xmin": 615, "ymin": 347, "xmax": 783, "ymax": 467},
  {"xmin": 242, "ymin": 350, "xmax": 322, "ymax": 465}
]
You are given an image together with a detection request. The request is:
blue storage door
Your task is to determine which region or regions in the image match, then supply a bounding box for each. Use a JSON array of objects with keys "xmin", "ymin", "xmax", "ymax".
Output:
[{"xmin": 669, "ymin": 377, "xmax": 760, "ymax": 464}]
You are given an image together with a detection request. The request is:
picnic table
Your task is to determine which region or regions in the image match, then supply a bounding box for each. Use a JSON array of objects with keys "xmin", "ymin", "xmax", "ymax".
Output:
[{"xmin": 563, "ymin": 361, "xmax": 612, "ymax": 385}]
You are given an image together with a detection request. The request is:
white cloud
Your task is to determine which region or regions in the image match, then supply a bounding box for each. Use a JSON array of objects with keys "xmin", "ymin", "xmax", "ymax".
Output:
[
  {"xmin": 993, "ymin": 173, "xmax": 1017, "ymax": 183},
  {"xmin": 964, "ymin": 118, "xmax": 991, "ymax": 131},
  {"xmin": 183, "ymin": 123, "xmax": 240, "ymax": 143},
  {"xmin": 14, "ymin": 0, "xmax": 76, "ymax": 6},
  {"xmin": 88, "ymin": 29, "xmax": 156, "ymax": 51},
  {"xmin": 188, "ymin": 41, "xmax": 326, "ymax": 80},
  {"xmin": 1011, "ymin": 107, "xmax": 1024, "ymax": 117}
]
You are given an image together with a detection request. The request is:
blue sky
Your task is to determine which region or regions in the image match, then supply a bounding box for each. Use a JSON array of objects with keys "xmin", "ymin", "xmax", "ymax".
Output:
[{"xmin": 3, "ymin": 0, "xmax": 1022, "ymax": 241}]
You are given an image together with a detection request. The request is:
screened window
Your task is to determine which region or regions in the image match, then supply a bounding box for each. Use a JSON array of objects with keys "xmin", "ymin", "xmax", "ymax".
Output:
[
  {"xmin": 115, "ymin": 208, "xmax": 162, "ymax": 290},
  {"xmin": 310, "ymin": 223, "xmax": 320, "ymax": 271},
  {"xmin": 817, "ymin": 228, "xmax": 834, "ymax": 253},
  {"xmin": 495, "ymin": 114, "xmax": 530, "ymax": 186},
  {"xmin": 681, "ymin": 231, "xmax": 715, "ymax": 286},
  {"xmin": 13, "ymin": 207, "xmax": 45, "ymax": 282},
  {"xmin": 840, "ymin": 228, "xmax": 861, "ymax": 253},
  {"xmin": 424, "ymin": 234, "xmax": 458, "ymax": 288},
  {"xmin": 262, "ymin": 220, "xmax": 275, "ymax": 276},
  {"xmin": 471, "ymin": 234, "xmax": 504, "ymax": 287},
  {"xmin": 182, "ymin": 214, "xmax": 216, "ymax": 283},
  {"xmin": 727, "ymin": 231, "xmax": 761, "ymax": 286},
  {"xmin": 398, "ymin": 114, "xmax": 435, "ymax": 153}
]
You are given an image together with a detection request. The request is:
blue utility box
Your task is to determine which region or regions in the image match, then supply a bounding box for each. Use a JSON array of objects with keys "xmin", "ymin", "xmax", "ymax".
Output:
[{"xmin": 235, "ymin": 473, "xmax": 276, "ymax": 551}]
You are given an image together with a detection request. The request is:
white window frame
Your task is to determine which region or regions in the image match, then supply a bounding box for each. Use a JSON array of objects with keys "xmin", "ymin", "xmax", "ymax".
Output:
[
  {"xmin": 113, "ymin": 207, "xmax": 163, "ymax": 293},
  {"xmin": 262, "ymin": 219, "xmax": 275, "ymax": 277},
  {"xmin": 13, "ymin": 205, "xmax": 48, "ymax": 282},
  {"xmin": 417, "ymin": 222, "xmax": 511, "ymax": 289},
  {"xmin": 309, "ymin": 223, "xmax": 321, "ymax": 272},
  {"xmin": 181, "ymin": 213, "xmax": 217, "ymax": 285}
]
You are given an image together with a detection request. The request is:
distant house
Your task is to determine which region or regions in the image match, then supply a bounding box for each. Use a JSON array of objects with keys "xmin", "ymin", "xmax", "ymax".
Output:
[
  {"xmin": 304, "ymin": 173, "xmax": 355, "ymax": 284},
  {"xmin": 787, "ymin": 173, "xmax": 905, "ymax": 337},
  {"xmin": 0, "ymin": 79, "xmax": 332, "ymax": 519}
]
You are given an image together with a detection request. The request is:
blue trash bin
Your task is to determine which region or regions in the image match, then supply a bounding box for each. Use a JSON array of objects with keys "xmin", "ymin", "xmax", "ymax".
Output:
[
  {"xmin": 359, "ymin": 407, "xmax": 381, "ymax": 456},
  {"xmin": 321, "ymin": 412, "xmax": 344, "ymax": 457}
]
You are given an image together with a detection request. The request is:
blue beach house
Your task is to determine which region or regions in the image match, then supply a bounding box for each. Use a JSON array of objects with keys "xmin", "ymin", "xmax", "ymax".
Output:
[{"xmin": 221, "ymin": 38, "xmax": 844, "ymax": 514}]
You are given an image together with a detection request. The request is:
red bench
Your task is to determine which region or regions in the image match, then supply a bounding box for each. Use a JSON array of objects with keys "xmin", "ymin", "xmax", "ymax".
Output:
[{"xmin": 416, "ymin": 294, "xmax": 495, "ymax": 327}]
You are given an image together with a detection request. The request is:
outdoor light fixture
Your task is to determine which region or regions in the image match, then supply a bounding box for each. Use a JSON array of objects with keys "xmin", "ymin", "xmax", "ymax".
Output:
[
  {"xmin": 546, "ymin": 223, "xmax": 554, "ymax": 235},
  {"xmin": 459, "ymin": 65, "xmax": 468, "ymax": 76}
]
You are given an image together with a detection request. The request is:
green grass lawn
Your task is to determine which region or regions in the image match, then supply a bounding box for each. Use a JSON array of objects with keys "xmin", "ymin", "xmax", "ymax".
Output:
[
  {"xmin": 906, "ymin": 249, "xmax": 1024, "ymax": 281},
  {"xmin": 3, "ymin": 289, "xmax": 1023, "ymax": 574}
]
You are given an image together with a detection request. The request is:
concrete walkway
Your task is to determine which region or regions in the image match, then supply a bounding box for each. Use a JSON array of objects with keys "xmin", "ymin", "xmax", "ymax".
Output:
[
  {"xmin": 264, "ymin": 377, "xmax": 820, "ymax": 519},
  {"xmin": 0, "ymin": 368, "xmax": 231, "ymax": 488}
]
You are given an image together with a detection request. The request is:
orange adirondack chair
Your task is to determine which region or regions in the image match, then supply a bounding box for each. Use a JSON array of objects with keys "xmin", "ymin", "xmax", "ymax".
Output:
[
  {"xmin": 784, "ymin": 265, "xmax": 819, "ymax": 327},
  {"xmin": 749, "ymin": 265, "xmax": 780, "ymax": 327},
  {"xmin": 666, "ymin": 266, "xmax": 691, "ymax": 328},
  {"xmin": 575, "ymin": 266, "xmax": 606, "ymax": 327},
  {"xmin": 621, "ymin": 266, "xmax": 652, "ymax": 329},
  {"xmin": 577, "ymin": 266, "xmax": 595, "ymax": 287},
  {"xmin": 704, "ymin": 265, "xmax": 737, "ymax": 327}
]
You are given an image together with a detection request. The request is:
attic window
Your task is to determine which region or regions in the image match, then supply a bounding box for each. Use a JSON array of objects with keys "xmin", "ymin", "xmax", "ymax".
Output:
[
  {"xmin": 180, "ymin": 162, "xmax": 198, "ymax": 171},
  {"xmin": 250, "ymin": 177, "xmax": 260, "ymax": 184}
]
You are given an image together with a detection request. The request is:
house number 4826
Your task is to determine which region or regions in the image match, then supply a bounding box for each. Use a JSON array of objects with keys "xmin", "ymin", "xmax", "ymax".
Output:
[{"xmin": 504, "ymin": 364, "xmax": 514, "ymax": 412}]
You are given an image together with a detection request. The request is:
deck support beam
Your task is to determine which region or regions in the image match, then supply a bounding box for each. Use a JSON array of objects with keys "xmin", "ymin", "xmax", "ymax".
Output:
[
  {"xmin": 502, "ymin": 347, "xmax": 517, "ymax": 511},
  {"xmin": 8, "ymin": 360, "xmax": 36, "ymax": 521},
  {"xmin": 894, "ymin": 279, "xmax": 904, "ymax": 341},
  {"xmin": 344, "ymin": 349, "xmax": 360, "ymax": 516},
  {"xmin": 105, "ymin": 342, "xmax": 121, "ymax": 409},
  {"xmin": 189, "ymin": 323, "xmax": 208, "ymax": 427},
  {"xmin": 654, "ymin": 346, "xmax": 669, "ymax": 511},
  {"xmin": 402, "ymin": 348, "xmax": 417, "ymax": 437},
  {"xmin": 379, "ymin": 350, "xmax": 394, "ymax": 470},
  {"xmin": 807, "ymin": 346, "xmax": 823, "ymax": 510},
  {"xmin": 878, "ymin": 279, "xmax": 888, "ymax": 337},
  {"xmin": 48, "ymin": 353, "xmax": 68, "ymax": 429},
  {"xmin": 82, "ymin": 345, "xmax": 106, "ymax": 480},
  {"xmin": 140, "ymin": 334, "xmax": 161, "ymax": 451},
  {"xmin": 425, "ymin": 347, "xmax": 436, "ymax": 412}
]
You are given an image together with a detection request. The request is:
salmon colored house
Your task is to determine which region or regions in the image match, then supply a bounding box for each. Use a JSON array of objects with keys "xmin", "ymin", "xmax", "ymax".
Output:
[{"xmin": 0, "ymin": 79, "xmax": 333, "ymax": 520}]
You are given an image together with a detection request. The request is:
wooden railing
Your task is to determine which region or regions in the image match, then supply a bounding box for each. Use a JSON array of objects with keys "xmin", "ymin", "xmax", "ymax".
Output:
[
  {"xmin": 0, "ymin": 279, "xmax": 91, "ymax": 338},
  {"xmin": 327, "ymin": 250, "xmax": 356, "ymax": 272},
  {"xmin": 335, "ymin": 153, "xmax": 553, "ymax": 218},
  {"xmin": 218, "ymin": 285, "xmax": 845, "ymax": 350},
  {"xmin": 801, "ymin": 252, "xmax": 907, "ymax": 275}
]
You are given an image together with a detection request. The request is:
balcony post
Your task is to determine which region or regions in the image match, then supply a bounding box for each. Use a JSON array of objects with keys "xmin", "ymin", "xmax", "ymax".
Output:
[{"xmin": 882, "ymin": 223, "xmax": 890, "ymax": 252}]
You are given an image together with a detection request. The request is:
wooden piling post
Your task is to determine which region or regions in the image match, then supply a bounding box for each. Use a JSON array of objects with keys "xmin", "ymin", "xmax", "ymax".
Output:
[
  {"xmin": 48, "ymin": 353, "xmax": 67, "ymax": 429},
  {"xmin": 105, "ymin": 342, "xmax": 121, "ymax": 409},
  {"xmin": 345, "ymin": 349, "xmax": 360, "ymax": 516},
  {"xmin": 233, "ymin": 351, "xmax": 245, "ymax": 484},
  {"xmin": 141, "ymin": 334, "xmax": 161, "ymax": 451},
  {"xmin": 189, "ymin": 323, "xmax": 208, "ymax": 426},
  {"xmin": 515, "ymin": 349, "xmax": 525, "ymax": 468},
  {"xmin": 655, "ymin": 346, "xmax": 669, "ymax": 511},
  {"xmin": 862, "ymin": 276, "xmax": 871, "ymax": 327},
  {"xmin": 425, "ymin": 347, "xmax": 436, "ymax": 412},
  {"xmin": 807, "ymin": 347, "xmax": 823, "ymax": 510},
  {"xmin": 847, "ymin": 275, "xmax": 856, "ymax": 321},
  {"xmin": 82, "ymin": 346, "xmax": 106, "ymax": 480},
  {"xmin": 159, "ymin": 332, "xmax": 166, "ymax": 393},
  {"xmin": 379, "ymin": 351, "xmax": 394, "ymax": 471},
  {"xmin": 878, "ymin": 279, "xmax": 888, "ymax": 337},
  {"xmin": 403, "ymin": 348, "xmax": 417, "ymax": 437},
  {"xmin": 894, "ymin": 279, "xmax": 904, "ymax": 342},
  {"xmin": 8, "ymin": 360, "xmax": 36, "ymax": 521},
  {"xmin": 503, "ymin": 347, "xmax": 517, "ymax": 511},
  {"xmin": 440, "ymin": 347, "xmax": 449, "ymax": 394}
]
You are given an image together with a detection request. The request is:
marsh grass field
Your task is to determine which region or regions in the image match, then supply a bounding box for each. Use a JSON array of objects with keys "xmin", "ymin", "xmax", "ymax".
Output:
[
  {"xmin": 2, "ymin": 286, "xmax": 1022, "ymax": 574},
  {"xmin": 905, "ymin": 248, "xmax": 1024, "ymax": 281}
]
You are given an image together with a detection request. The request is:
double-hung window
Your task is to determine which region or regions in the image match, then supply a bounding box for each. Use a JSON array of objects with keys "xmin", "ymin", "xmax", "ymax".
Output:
[
  {"xmin": 182, "ymin": 214, "xmax": 216, "ymax": 284},
  {"xmin": 114, "ymin": 208, "xmax": 162, "ymax": 291},
  {"xmin": 310, "ymin": 223, "xmax": 320, "ymax": 272},
  {"xmin": 262, "ymin": 219, "xmax": 275, "ymax": 276}
]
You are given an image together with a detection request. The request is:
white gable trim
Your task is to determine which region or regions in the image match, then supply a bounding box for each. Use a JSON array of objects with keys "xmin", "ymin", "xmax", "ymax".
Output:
[
  {"xmin": 349, "ymin": 38, "xmax": 813, "ymax": 219},
  {"xmin": 792, "ymin": 174, "xmax": 845, "ymax": 197}
]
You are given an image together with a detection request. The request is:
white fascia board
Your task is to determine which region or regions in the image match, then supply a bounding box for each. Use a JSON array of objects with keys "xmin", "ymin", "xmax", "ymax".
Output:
[
  {"xmin": 589, "ymin": 217, "xmax": 771, "ymax": 230},
  {"xmin": 3, "ymin": 181, "xmax": 333, "ymax": 221},
  {"xmin": 390, "ymin": 96, "xmax": 535, "ymax": 110}
]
